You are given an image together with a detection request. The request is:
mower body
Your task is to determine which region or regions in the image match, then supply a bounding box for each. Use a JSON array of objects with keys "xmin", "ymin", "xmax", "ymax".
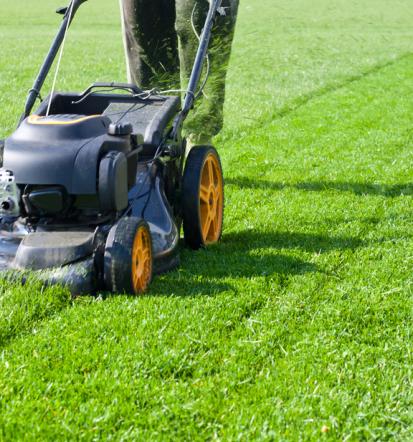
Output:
[
  {"xmin": 0, "ymin": 90, "xmax": 183, "ymax": 293},
  {"xmin": 0, "ymin": 0, "xmax": 225, "ymax": 294}
]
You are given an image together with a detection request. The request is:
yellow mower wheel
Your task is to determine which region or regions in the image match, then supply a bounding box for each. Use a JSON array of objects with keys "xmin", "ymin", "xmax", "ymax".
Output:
[
  {"xmin": 104, "ymin": 217, "xmax": 153, "ymax": 294},
  {"xmin": 182, "ymin": 146, "xmax": 224, "ymax": 249}
]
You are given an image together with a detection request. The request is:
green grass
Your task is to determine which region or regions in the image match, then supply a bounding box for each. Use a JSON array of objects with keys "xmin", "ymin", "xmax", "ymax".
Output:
[{"xmin": 1, "ymin": 0, "xmax": 413, "ymax": 440}]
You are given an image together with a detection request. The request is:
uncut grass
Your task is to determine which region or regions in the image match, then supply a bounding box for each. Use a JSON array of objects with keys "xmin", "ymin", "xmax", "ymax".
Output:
[
  {"xmin": 0, "ymin": 279, "xmax": 70, "ymax": 347},
  {"xmin": 1, "ymin": 41, "xmax": 413, "ymax": 442},
  {"xmin": 1, "ymin": 0, "xmax": 413, "ymax": 440}
]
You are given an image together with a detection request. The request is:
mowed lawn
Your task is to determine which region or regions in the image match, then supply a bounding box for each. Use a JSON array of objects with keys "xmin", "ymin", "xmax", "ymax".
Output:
[{"xmin": 1, "ymin": 0, "xmax": 413, "ymax": 440}]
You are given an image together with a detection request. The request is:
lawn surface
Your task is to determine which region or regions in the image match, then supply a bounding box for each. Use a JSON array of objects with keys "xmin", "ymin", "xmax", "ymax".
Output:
[{"xmin": 1, "ymin": 0, "xmax": 413, "ymax": 440}]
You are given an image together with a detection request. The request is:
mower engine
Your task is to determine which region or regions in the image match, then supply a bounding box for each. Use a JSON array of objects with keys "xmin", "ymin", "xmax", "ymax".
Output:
[
  {"xmin": 0, "ymin": 170, "xmax": 20, "ymax": 218},
  {"xmin": 2, "ymin": 113, "xmax": 140, "ymax": 222}
]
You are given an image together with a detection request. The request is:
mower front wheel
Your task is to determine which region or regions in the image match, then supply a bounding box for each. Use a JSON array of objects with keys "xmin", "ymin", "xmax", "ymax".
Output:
[
  {"xmin": 104, "ymin": 217, "xmax": 153, "ymax": 294},
  {"xmin": 182, "ymin": 146, "xmax": 224, "ymax": 249}
]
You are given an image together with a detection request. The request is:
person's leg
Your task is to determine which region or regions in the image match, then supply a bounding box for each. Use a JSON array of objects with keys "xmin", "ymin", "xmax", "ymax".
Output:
[
  {"xmin": 175, "ymin": 0, "xmax": 239, "ymax": 143},
  {"xmin": 120, "ymin": 0, "xmax": 180, "ymax": 89}
]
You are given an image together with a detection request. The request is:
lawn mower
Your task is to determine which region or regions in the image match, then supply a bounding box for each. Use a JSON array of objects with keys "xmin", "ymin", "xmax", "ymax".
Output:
[{"xmin": 0, "ymin": 0, "xmax": 224, "ymax": 294}]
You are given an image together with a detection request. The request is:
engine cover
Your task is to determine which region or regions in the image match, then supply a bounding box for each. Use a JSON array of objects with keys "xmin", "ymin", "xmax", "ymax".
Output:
[{"xmin": 3, "ymin": 114, "xmax": 132, "ymax": 195}]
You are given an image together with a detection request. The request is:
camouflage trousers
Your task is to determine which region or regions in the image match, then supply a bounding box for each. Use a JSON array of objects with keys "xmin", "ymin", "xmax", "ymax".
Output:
[{"xmin": 120, "ymin": 0, "xmax": 239, "ymax": 142}]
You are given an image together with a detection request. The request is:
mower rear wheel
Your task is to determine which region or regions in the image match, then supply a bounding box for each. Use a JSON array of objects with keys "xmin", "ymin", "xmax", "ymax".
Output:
[
  {"xmin": 182, "ymin": 146, "xmax": 224, "ymax": 249},
  {"xmin": 104, "ymin": 217, "xmax": 153, "ymax": 294}
]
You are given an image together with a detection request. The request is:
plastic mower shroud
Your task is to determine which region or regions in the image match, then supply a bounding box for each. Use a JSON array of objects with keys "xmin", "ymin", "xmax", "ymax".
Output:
[{"xmin": 0, "ymin": 0, "xmax": 225, "ymax": 294}]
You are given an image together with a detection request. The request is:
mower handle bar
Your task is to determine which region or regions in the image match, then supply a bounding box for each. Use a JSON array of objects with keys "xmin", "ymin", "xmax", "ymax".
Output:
[
  {"xmin": 79, "ymin": 82, "xmax": 144, "ymax": 98},
  {"xmin": 21, "ymin": 0, "xmax": 88, "ymax": 122}
]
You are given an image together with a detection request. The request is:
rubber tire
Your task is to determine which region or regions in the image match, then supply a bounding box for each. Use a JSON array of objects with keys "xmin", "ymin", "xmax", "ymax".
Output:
[
  {"xmin": 104, "ymin": 217, "xmax": 153, "ymax": 294},
  {"xmin": 182, "ymin": 145, "xmax": 224, "ymax": 250}
]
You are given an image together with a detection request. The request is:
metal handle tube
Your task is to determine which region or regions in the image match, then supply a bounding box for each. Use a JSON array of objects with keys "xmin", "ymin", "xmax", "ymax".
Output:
[
  {"xmin": 21, "ymin": 0, "xmax": 88, "ymax": 121},
  {"xmin": 181, "ymin": 0, "xmax": 222, "ymax": 116}
]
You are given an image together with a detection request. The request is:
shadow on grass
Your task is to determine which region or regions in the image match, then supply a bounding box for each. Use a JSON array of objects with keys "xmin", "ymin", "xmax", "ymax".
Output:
[
  {"xmin": 223, "ymin": 229, "xmax": 364, "ymax": 253},
  {"xmin": 187, "ymin": 250, "xmax": 316, "ymax": 279},
  {"xmin": 149, "ymin": 253, "xmax": 316, "ymax": 297},
  {"xmin": 227, "ymin": 177, "xmax": 413, "ymax": 197},
  {"xmin": 149, "ymin": 228, "xmax": 365, "ymax": 297}
]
